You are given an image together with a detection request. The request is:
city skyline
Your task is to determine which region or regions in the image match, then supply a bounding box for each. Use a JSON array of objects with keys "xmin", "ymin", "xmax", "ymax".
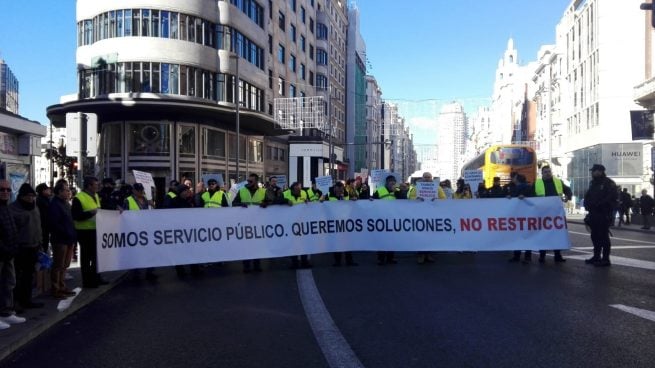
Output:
[{"xmin": 0, "ymin": 1, "xmax": 570, "ymax": 127}]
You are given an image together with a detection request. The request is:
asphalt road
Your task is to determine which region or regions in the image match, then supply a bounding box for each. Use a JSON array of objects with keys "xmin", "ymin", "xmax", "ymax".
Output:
[{"xmin": 3, "ymin": 222, "xmax": 655, "ymax": 368}]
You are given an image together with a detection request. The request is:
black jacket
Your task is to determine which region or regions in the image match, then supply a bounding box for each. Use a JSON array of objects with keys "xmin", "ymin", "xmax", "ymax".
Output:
[
  {"xmin": 0, "ymin": 203, "xmax": 18, "ymax": 258},
  {"xmin": 584, "ymin": 176, "xmax": 617, "ymax": 216},
  {"xmin": 48, "ymin": 197, "xmax": 77, "ymax": 245}
]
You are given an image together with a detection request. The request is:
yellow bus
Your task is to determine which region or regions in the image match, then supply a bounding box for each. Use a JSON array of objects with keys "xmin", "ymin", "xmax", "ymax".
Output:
[{"xmin": 461, "ymin": 144, "xmax": 537, "ymax": 188}]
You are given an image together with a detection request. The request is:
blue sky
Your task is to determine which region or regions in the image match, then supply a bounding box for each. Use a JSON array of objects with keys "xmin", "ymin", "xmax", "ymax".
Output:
[{"xmin": 0, "ymin": 0, "xmax": 571, "ymax": 131}]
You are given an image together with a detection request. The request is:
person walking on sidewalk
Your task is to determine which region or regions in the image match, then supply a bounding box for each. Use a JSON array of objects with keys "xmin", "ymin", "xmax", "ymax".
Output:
[
  {"xmin": 533, "ymin": 165, "xmax": 572, "ymax": 263},
  {"xmin": 0, "ymin": 180, "xmax": 26, "ymax": 329},
  {"xmin": 48, "ymin": 180, "xmax": 77, "ymax": 299},
  {"xmin": 583, "ymin": 164, "xmax": 617, "ymax": 266},
  {"xmin": 618, "ymin": 188, "xmax": 632, "ymax": 226},
  {"xmin": 10, "ymin": 183, "xmax": 45, "ymax": 310},
  {"xmin": 72, "ymin": 176, "xmax": 108, "ymax": 288},
  {"xmin": 639, "ymin": 189, "xmax": 654, "ymax": 230}
]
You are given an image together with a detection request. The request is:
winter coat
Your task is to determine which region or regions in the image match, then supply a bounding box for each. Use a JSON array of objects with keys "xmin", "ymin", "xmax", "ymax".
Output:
[
  {"xmin": 10, "ymin": 200, "xmax": 42, "ymax": 249},
  {"xmin": 48, "ymin": 196, "xmax": 77, "ymax": 245}
]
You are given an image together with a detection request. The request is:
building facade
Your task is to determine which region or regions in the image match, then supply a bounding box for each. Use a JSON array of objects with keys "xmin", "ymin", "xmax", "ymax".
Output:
[
  {"xmin": 346, "ymin": 5, "xmax": 367, "ymax": 177},
  {"xmin": 435, "ymin": 102, "xmax": 467, "ymax": 182},
  {"xmin": 0, "ymin": 60, "xmax": 19, "ymax": 114}
]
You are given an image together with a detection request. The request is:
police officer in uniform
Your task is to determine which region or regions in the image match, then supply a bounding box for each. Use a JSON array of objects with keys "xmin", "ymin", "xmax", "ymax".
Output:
[
  {"xmin": 583, "ymin": 164, "xmax": 617, "ymax": 267},
  {"xmin": 233, "ymin": 174, "xmax": 268, "ymax": 272},
  {"xmin": 533, "ymin": 165, "xmax": 572, "ymax": 263}
]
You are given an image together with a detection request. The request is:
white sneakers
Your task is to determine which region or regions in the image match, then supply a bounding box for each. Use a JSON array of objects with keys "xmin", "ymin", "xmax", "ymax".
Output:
[
  {"xmin": 0, "ymin": 320, "xmax": 9, "ymax": 330},
  {"xmin": 0, "ymin": 314, "xmax": 26, "ymax": 325}
]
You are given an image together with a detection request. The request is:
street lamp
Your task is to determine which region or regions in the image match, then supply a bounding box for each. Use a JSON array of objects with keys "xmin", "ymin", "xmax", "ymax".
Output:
[{"xmin": 229, "ymin": 53, "xmax": 240, "ymax": 182}]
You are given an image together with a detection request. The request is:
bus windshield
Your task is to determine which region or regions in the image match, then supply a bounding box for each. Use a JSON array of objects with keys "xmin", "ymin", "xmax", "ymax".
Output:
[{"xmin": 489, "ymin": 147, "xmax": 534, "ymax": 166}]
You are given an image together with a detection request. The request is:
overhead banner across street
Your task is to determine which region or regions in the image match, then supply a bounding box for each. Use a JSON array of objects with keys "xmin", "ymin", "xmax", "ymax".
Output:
[{"xmin": 96, "ymin": 197, "xmax": 571, "ymax": 272}]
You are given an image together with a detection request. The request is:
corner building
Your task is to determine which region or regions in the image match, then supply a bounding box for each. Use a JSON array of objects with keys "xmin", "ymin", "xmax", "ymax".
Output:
[{"xmin": 47, "ymin": 0, "xmax": 289, "ymax": 201}]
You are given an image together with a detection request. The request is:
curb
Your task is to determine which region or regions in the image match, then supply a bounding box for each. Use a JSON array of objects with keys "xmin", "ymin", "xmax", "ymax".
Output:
[
  {"xmin": 0, "ymin": 271, "xmax": 128, "ymax": 362},
  {"xmin": 568, "ymin": 219, "xmax": 653, "ymax": 235}
]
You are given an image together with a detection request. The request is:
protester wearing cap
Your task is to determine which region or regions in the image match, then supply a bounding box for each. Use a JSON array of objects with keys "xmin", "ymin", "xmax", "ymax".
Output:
[
  {"xmin": 200, "ymin": 179, "xmax": 228, "ymax": 208},
  {"xmin": 160, "ymin": 183, "xmax": 202, "ymax": 277},
  {"xmin": 0, "ymin": 179, "xmax": 25, "ymax": 328},
  {"xmin": 160, "ymin": 180, "xmax": 180, "ymax": 209},
  {"xmin": 35, "ymin": 183, "xmax": 52, "ymax": 253},
  {"xmin": 10, "ymin": 183, "xmax": 45, "ymax": 310},
  {"xmin": 583, "ymin": 163, "xmax": 617, "ymax": 266}
]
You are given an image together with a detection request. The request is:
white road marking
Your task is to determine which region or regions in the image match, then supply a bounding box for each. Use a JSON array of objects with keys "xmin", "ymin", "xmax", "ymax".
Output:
[
  {"xmin": 297, "ymin": 270, "xmax": 364, "ymax": 368},
  {"xmin": 610, "ymin": 304, "xmax": 655, "ymax": 323},
  {"xmin": 569, "ymin": 231, "xmax": 655, "ymax": 245},
  {"xmin": 566, "ymin": 254, "xmax": 655, "ymax": 271}
]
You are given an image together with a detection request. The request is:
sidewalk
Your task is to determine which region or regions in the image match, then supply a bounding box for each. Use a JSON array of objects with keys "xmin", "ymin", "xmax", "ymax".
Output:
[{"xmin": 0, "ymin": 262, "xmax": 126, "ymax": 361}]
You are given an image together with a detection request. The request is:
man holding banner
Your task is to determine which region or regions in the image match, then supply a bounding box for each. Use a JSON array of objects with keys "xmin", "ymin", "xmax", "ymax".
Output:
[
  {"xmin": 323, "ymin": 182, "xmax": 358, "ymax": 267},
  {"xmin": 284, "ymin": 182, "xmax": 311, "ymax": 269},
  {"xmin": 233, "ymin": 174, "xmax": 268, "ymax": 273},
  {"xmin": 200, "ymin": 179, "xmax": 229, "ymax": 208},
  {"xmin": 410, "ymin": 172, "xmax": 446, "ymax": 264},
  {"xmin": 373, "ymin": 175, "xmax": 399, "ymax": 265}
]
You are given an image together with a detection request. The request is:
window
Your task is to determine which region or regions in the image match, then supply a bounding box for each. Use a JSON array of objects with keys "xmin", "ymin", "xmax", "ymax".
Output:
[
  {"xmin": 204, "ymin": 128, "xmax": 226, "ymax": 158},
  {"xmin": 317, "ymin": 23, "xmax": 328, "ymax": 40},
  {"xmin": 178, "ymin": 125, "xmax": 195, "ymax": 156},
  {"xmin": 128, "ymin": 123, "xmax": 170, "ymax": 155},
  {"xmin": 300, "ymin": 63, "xmax": 306, "ymax": 80},
  {"xmin": 278, "ymin": 77, "xmax": 285, "ymax": 96},
  {"xmin": 317, "ymin": 49, "xmax": 328, "ymax": 65},
  {"xmin": 161, "ymin": 11, "xmax": 169, "ymax": 37},
  {"xmin": 290, "ymin": 54, "xmax": 296, "ymax": 72},
  {"xmin": 268, "ymin": 34, "xmax": 273, "ymax": 54},
  {"xmin": 141, "ymin": 9, "xmax": 150, "ymax": 37},
  {"xmin": 309, "ymin": 17, "xmax": 314, "ymax": 33},
  {"xmin": 290, "ymin": 24, "xmax": 296, "ymax": 42},
  {"xmin": 268, "ymin": 69, "xmax": 273, "ymax": 89},
  {"xmin": 289, "ymin": 84, "xmax": 296, "ymax": 97},
  {"xmin": 124, "ymin": 9, "xmax": 132, "ymax": 36},
  {"xmin": 309, "ymin": 44, "xmax": 314, "ymax": 60},
  {"xmin": 170, "ymin": 12, "xmax": 178, "ymax": 39},
  {"xmin": 290, "ymin": 0, "xmax": 297, "ymax": 12},
  {"xmin": 152, "ymin": 10, "xmax": 160, "ymax": 37},
  {"xmin": 301, "ymin": 6, "xmax": 306, "ymax": 23},
  {"xmin": 278, "ymin": 44, "xmax": 285, "ymax": 63},
  {"xmin": 278, "ymin": 11, "xmax": 285, "ymax": 31},
  {"xmin": 300, "ymin": 35, "xmax": 306, "ymax": 52}
]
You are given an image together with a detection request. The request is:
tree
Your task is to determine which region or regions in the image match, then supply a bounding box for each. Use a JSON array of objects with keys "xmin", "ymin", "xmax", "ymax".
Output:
[{"xmin": 44, "ymin": 143, "xmax": 77, "ymax": 183}]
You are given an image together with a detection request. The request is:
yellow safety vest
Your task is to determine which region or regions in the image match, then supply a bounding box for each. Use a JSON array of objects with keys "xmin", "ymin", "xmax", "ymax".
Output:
[
  {"xmin": 73, "ymin": 191, "xmax": 100, "ymax": 230},
  {"xmin": 201, "ymin": 191, "xmax": 225, "ymax": 208},
  {"xmin": 535, "ymin": 178, "xmax": 563, "ymax": 197},
  {"xmin": 126, "ymin": 196, "xmax": 140, "ymax": 210},
  {"xmin": 328, "ymin": 195, "xmax": 349, "ymax": 201},
  {"xmin": 283, "ymin": 189, "xmax": 307, "ymax": 205},
  {"xmin": 376, "ymin": 187, "xmax": 396, "ymax": 200},
  {"xmin": 306, "ymin": 188, "xmax": 321, "ymax": 202},
  {"xmin": 239, "ymin": 187, "xmax": 266, "ymax": 205},
  {"xmin": 167, "ymin": 192, "xmax": 177, "ymax": 199}
]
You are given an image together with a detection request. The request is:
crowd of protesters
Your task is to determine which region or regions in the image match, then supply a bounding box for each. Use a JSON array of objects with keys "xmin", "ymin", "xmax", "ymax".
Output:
[{"xmin": 0, "ymin": 162, "xmax": 641, "ymax": 329}]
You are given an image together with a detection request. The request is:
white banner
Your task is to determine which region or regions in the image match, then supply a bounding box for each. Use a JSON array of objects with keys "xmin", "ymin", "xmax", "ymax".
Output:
[
  {"xmin": 416, "ymin": 182, "xmax": 437, "ymax": 200},
  {"xmin": 314, "ymin": 175, "xmax": 333, "ymax": 196},
  {"xmin": 96, "ymin": 197, "xmax": 571, "ymax": 272},
  {"xmin": 133, "ymin": 170, "xmax": 155, "ymax": 200}
]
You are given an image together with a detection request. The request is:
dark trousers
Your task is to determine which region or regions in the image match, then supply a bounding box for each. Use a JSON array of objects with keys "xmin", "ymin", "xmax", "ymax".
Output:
[
  {"xmin": 590, "ymin": 220, "xmax": 611, "ymax": 260},
  {"xmin": 513, "ymin": 250, "xmax": 531, "ymax": 260},
  {"xmin": 289, "ymin": 255, "xmax": 310, "ymax": 268},
  {"xmin": 242, "ymin": 259, "xmax": 261, "ymax": 270},
  {"xmin": 333, "ymin": 252, "xmax": 354, "ymax": 265},
  {"xmin": 13, "ymin": 247, "xmax": 38, "ymax": 305},
  {"xmin": 642, "ymin": 213, "xmax": 651, "ymax": 229},
  {"xmin": 77, "ymin": 229, "xmax": 100, "ymax": 287},
  {"xmin": 377, "ymin": 251, "xmax": 395, "ymax": 264}
]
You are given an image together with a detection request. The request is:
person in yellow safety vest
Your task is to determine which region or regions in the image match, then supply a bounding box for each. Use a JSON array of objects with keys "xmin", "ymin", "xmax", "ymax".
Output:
[
  {"xmin": 123, "ymin": 183, "xmax": 158, "ymax": 281},
  {"xmin": 200, "ymin": 179, "xmax": 229, "ymax": 208},
  {"xmin": 71, "ymin": 176, "xmax": 108, "ymax": 288},
  {"xmin": 453, "ymin": 178, "xmax": 473, "ymax": 199},
  {"xmin": 233, "ymin": 173, "xmax": 268, "ymax": 273},
  {"xmin": 372, "ymin": 175, "xmax": 399, "ymax": 265},
  {"xmin": 284, "ymin": 182, "xmax": 311, "ymax": 269},
  {"xmin": 533, "ymin": 165, "xmax": 572, "ymax": 263},
  {"xmin": 322, "ymin": 182, "xmax": 358, "ymax": 267},
  {"xmin": 409, "ymin": 172, "xmax": 446, "ymax": 264},
  {"xmin": 305, "ymin": 179, "xmax": 322, "ymax": 202}
]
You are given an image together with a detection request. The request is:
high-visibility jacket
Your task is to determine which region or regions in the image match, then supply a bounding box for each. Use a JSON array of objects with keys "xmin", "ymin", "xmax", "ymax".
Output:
[
  {"xmin": 167, "ymin": 192, "xmax": 177, "ymax": 199},
  {"xmin": 535, "ymin": 178, "xmax": 563, "ymax": 197},
  {"xmin": 73, "ymin": 191, "xmax": 100, "ymax": 230},
  {"xmin": 375, "ymin": 187, "xmax": 396, "ymax": 200},
  {"xmin": 126, "ymin": 196, "xmax": 140, "ymax": 210},
  {"xmin": 283, "ymin": 189, "xmax": 308, "ymax": 205},
  {"xmin": 328, "ymin": 195, "xmax": 349, "ymax": 201},
  {"xmin": 306, "ymin": 188, "xmax": 321, "ymax": 202},
  {"xmin": 238, "ymin": 187, "xmax": 266, "ymax": 205},
  {"xmin": 201, "ymin": 190, "xmax": 225, "ymax": 208}
]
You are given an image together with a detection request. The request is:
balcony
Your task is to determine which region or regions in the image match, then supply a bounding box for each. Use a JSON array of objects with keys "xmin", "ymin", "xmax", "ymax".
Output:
[{"xmin": 634, "ymin": 76, "xmax": 655, "ymax": 107}]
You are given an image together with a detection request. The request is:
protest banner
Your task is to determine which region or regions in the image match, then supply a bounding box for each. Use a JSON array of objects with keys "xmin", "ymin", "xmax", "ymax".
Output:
[
  {"xmin": 96, "ymin": 197, "xmax": 571, "ymax": 272},
  {"xmin": 227, "ymin": 181, "xmax": 247, "ymax": 206},
  {"xmin": 133, "ymin": 170, "xmax": 155, "ymax": 200},
  {"xmin": 369, "ymin": 169, "xmax": 388, "ymax": 196},
  {"xmin": 464, "ymin": 170, "xmax": 484, "ymax": 193}
]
